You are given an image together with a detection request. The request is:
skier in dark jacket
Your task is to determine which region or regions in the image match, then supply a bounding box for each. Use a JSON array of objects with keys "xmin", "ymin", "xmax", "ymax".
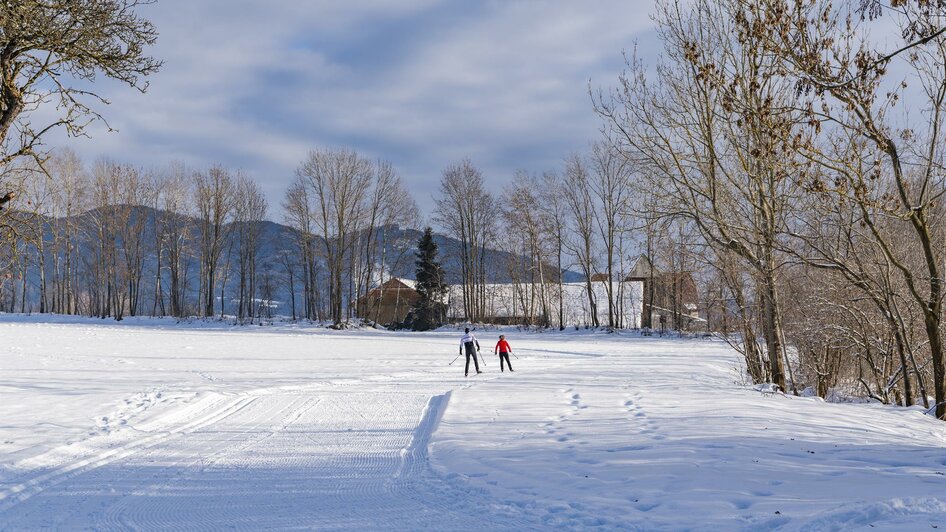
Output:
[
  {"xmin": 494, "ymin": 334, "xmax": 514, "ymax": 372},
  {"xmin": 460, "ymin": 327, "xmax": 481, "ymax": 377}
]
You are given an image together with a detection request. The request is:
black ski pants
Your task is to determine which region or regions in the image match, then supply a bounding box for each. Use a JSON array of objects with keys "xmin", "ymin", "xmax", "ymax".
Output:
[
  {"xmin": 499, "ymin": 352, "xmax": 512, "ymax": 372},
  {"xmin": 464, "ymin": 342, "xmax": 480, "ymax": 375}
]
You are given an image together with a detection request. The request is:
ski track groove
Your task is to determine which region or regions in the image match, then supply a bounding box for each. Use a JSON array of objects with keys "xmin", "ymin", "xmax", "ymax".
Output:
[
  {"xmin": 0, "ymin": 394, "xmax": 257, "ymax": 513},
  {"xmin": 0, "ymin": 395, "xmax": 263, "ymax": 530},
  {"xmin": 1, "ymin": 382, "xmax": 545, "ymax": 530}
]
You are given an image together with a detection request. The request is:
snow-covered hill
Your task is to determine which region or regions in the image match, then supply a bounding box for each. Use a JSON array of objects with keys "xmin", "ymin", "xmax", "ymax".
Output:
[{"xmin": 1, "ymin": 315, "xmax": 944, "ymax": 530}]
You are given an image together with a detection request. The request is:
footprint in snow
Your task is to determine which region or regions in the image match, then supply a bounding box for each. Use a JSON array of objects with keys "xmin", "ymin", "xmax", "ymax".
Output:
[{"xmin": 731, "ymin": 499, "xmax": 754, "ymax": 510}]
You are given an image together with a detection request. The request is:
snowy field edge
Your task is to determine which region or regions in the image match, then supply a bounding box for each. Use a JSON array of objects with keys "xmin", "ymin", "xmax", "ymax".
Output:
[{"xmin": 2, "ymin": 315, "xmax": 946, "ymax": 529}]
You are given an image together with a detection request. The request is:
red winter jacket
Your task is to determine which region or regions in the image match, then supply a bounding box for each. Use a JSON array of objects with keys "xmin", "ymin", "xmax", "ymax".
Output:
[{"xmin": 494, "ymin": 339, "xmax": 512, "ymax": 354}]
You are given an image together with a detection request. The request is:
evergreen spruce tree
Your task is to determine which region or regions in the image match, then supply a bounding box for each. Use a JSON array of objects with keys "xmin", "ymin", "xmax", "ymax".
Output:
[{"xmin": 410, "ymin": 227, "xmax": 447, "ymax": 331}]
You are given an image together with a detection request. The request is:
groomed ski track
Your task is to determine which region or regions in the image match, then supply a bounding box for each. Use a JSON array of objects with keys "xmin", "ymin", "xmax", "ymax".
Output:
[
  {"xmin": 0, "ymin": 380, "xmax": 533, "ymax": 530},
  {"xmin": 3, "ymin": 317, "xmax": 946, "ymax": 530}
]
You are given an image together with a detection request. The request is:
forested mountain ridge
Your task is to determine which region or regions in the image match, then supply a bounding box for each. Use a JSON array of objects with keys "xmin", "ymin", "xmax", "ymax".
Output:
[{"xmin": 0, "ymin": 205, "xmax": 579, "ymax": 318}]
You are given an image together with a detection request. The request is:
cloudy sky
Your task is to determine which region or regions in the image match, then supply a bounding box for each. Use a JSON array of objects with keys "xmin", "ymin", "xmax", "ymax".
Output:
[{"xmin": 53, "ymin": 1, "xmax": 657, "ymax": 219}]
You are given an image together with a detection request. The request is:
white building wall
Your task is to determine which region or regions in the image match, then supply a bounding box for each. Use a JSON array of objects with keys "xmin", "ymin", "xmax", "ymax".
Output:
[{"xmin": 447, "ymin": 281, "xmax": 643, "ymax": 328}]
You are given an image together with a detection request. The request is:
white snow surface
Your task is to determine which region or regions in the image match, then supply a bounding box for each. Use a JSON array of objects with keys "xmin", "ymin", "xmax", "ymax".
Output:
[{"xmin": 2, "ymin": 315, "xmax": 946, "ymax": 530}]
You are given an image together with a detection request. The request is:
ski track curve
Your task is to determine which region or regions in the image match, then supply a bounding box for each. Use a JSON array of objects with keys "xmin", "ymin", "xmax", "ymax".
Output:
[
  {"xmin": 0, "ymin": 382, "xmax": 544, "ymax": 531},
  {"xmin": 0, "ymin": 393, "xmax": 257, "ymax": 511}
]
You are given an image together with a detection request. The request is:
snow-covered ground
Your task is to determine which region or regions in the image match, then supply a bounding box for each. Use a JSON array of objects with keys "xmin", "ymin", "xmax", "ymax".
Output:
[{"xmin": 1, "ymin": 315, "xmax": 946, "ymax": 530}]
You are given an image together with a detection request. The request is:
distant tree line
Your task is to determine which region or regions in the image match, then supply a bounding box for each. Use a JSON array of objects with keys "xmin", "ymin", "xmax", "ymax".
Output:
[
  {"xmin": 0, "ymin": 141, "xmax": 679, "ymax": 335},
  {"xmin": 0, "ymin": 152, "xmax": 273, "ymax": 322},
  {"xmin": 0, "ymin": 148, "xmax": 427, "ymax": 327},
  {"xmin": 432, "ymin": 150, "xmax": 681, "ymax": 332}
]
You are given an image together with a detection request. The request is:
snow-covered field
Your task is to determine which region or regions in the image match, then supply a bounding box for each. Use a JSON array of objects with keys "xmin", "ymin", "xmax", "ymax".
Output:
[{"xmin": 2, "ymin": 315, "xmax": 946, "ymax": 530}]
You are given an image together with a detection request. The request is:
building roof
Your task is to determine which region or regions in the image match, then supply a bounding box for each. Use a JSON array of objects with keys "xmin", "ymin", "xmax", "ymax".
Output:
[
  {"xmin": 358, "ymin": 278, "xmax": 419, "ymax": 302},
  {"xmin": 395, "ymin": 278, "xmax": 417, "ymax": 290},
  {"xmin": 626, "ymin": 255, "xmax": 657, "ymax": 281}
]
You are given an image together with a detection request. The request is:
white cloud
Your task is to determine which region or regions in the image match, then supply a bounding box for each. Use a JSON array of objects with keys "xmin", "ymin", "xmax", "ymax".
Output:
[{"xmin": 45, "ymin": 0, "xmax": 656, "ymax": 217}]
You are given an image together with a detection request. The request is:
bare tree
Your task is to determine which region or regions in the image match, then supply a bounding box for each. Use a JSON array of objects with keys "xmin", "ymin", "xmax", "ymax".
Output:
[
  {"xmin": 502, "ymin": 171, "xmax": 553, "ymax": 327},
  {"xmin": 233, "ymin": 176, "xmax": 267, "ymax": 322},
  {"xmin": 44, "ymin": 149, "xmax": 88, "ymax": 314},
  {"xmin": 594, "ymin": 0, "xmax": 806, "ymax": 390},
  {"xmin": 277, "ymin": 249, "xmax": 300, "ymax": 321},
  {"xmin": 154, "ymin": 163, "xmax": 193, "ymax": 317},
  {"xmin": 283, "ymin": 176, "xmax": 322, "ymax": 321},
  {"xmin": 561, "ymin": 154, "xmax": 599, "ymax": 328},
  {"xmin": 588, "ymin": 142, "xmax": 633, "ymax": 328},
  {"xmin": 434, "ymin": 159, "xmax": 495, "ymax": 323},
  {"xmin": 1, "ymin": 162, "xmax": 43, "ymax": 312},
  {"xmin": 86, "ymin": 159, "xmax": 123, "ymax": 318},
  {"xmin": 0, "ymin": 1, "xmax": 160, "ymax": 173},
  {"xmin": 21, "ymin": 161, "xmax": 55, "ymax": 313},
  {"xmin": 539, "ymin": 171, "xmax": 569, "ymax": 330},
  {"xmin": 354, "ymin": 161, "xmax": 419, "ymax": 322},
  {"xmin": 194, "ymin": 166, "xmax": 236, "ymax": 318},
  {"xmin": 708, "ymin": 246, "xmax": 769, "ymax": 382},
  {"xmin": 114, "ymin": 166, "xmax": 154, "ymax": 316},
  {"xmin": 744, "ymin": 0, "xmax": 946, "ymax": 415},
  {"xmin": 362, "ymin": 167, "xmax": 420, "ymax": 325},
  {"xmin": 295, "ymin": 148, "xmax": 373, "ymax": 326}
]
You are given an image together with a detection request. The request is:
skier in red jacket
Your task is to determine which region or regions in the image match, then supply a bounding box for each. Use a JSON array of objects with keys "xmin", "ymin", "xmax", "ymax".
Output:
[{"xmin": 494, "ymin": 334, "xmax": 514, "ymax": 373}]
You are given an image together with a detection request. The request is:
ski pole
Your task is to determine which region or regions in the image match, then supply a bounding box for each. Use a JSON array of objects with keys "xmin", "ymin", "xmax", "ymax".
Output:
[{"xmin": 449, "ymin": 351, "xmax": 462, "ymax": 365}]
